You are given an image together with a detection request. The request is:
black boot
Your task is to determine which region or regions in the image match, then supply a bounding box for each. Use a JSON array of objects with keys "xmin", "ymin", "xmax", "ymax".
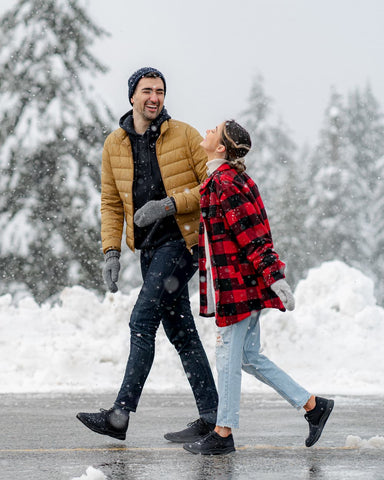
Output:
[
  {"xmin": 76, "ymin": 407, "xmax": 130, "ymax": 441},
  {"xmin": 164, "ymin": 418, "xmax": 215, "ymax": 443},
  {"xmin": 304, "ymin": 396, "xmax": 334, "ymax": 447},
  {"xmin": 183, "ymin": 431, "xmax": 235, "ymax": 455}
]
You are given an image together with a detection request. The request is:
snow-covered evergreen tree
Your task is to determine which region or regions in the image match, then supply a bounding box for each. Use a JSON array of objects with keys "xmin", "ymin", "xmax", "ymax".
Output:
[
  {"xmin": 373, "ymin": 155, "xmax": 384, "ymax": 303},
  {"xmin": 0, "ymin": 0, "xmax": 113, "ymax": 302},
  {"xmin": 272, "ymin": 140, "xmax": 310, "ymax": 287},
  {"xmin": 240, "ymin": 75, "xmax": 274, "ymax": 199},
  {"xmin": 305, "ymin": 85, "xmax": 384, "ymax": 304},
  {"xmin": 346, "ymin": 85, "xmax": 384, "ymax": 302},
  {"xmin": 305, "ymin": 89, "xmax": 355, "ymax": 264},
  {"xmin": 241, "ymin": 76, "xmax": 303, "ymax": 285},
  {"xmin": 346, "ymin": 85, "xmax": 384, "ymax": 250}
]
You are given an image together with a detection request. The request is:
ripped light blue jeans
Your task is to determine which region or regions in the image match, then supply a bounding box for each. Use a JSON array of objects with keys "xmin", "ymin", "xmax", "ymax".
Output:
[{"xmin": 216, "ymin": 311, "xmax": 310, "ymax": 429}]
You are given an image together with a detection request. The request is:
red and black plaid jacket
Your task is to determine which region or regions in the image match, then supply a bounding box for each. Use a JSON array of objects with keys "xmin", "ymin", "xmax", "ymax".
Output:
[{"xmin": 199, "ymin": 163, "xmax": 286, "ymax": 327}]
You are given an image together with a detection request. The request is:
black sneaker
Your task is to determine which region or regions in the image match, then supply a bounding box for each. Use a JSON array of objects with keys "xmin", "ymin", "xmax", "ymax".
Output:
[
  {"xmin": 304, "ymin": 396, "xmax": 334, "ymax": 447},
  {"xmin": 76, "ymin": 407, "xmax": 129, "ymax": 441},
  {"xmin": 164, "ymin": 418, "xmax": 215, "ymax": 443},
  {"xmin": 183, "ymin": 431, "xmax": 235, "ymax": 455}
]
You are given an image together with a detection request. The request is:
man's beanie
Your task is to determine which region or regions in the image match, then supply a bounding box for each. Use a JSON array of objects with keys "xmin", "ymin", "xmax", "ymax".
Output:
[{"xmin": 128, "ymin": 67, "xmax": 166, "ymax": 105}]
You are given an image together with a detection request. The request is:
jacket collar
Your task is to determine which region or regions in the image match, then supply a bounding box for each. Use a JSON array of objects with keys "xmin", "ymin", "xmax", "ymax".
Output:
[
  {"xmin": 200, "ymin": 162, "xmax": 232, "ymax": 194},
  {"xmin": 119, "ymin": 108, "xmax": 171, "ymax": 138},
  {"xmin": 206, "ymin": 158, "xmax": 227, "ymax": 176}
]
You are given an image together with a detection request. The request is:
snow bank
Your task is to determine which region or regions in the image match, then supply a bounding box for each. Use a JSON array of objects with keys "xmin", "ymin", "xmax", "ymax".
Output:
[
  {"xmin": 346, "ymin": 435, "xmax": 384, "ymax": 449},
  {"xmin": 255, "ymin": 260, "xmax": 384, "ymax": 395},
  {"xmin": 71, "ymin": 466, "xmax": 107, "ymax": 480},
  {"xmin": 0, "ymin": 260, "xmax": 383, "ymax": 395}
]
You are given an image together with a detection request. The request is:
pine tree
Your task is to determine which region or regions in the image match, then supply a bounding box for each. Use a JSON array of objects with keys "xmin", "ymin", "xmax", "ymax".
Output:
[
  {"xmin": 346, "ymin": 85, "xmax": 384, "ymax": 250},
  {"xmin": 346, "ymin": 85, "xmax": 384, "ymax": 302},
  {"xmin": 240, "ymin": 75, "xmax": 274, "ymax": 198},
  {"xmin": 0, "ymin": 0, "xmax": 113, "ymax": 302},
  {"xmin": 305, "ymin": 89, "xmax": 356, "ymax": 264},
  {"xmin": 373, "ymin": 155, "xmax": 384, "ymax": 303},
  {"xmin": 305, "ymin": 85, "xmax": 384, "ymax": 305},
  {"xmin": 272, "ymin": 140, "xmax": 309, "ymax": 287},
  {"xmin": 241, "ymin": 76, "xmax": 302, "ymax": 286}
]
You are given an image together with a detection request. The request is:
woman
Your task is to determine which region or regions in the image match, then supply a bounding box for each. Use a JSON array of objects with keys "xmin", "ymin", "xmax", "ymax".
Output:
[{"xmin": 183, "ymin": 120, "xmax": 334, "ymax": 455}]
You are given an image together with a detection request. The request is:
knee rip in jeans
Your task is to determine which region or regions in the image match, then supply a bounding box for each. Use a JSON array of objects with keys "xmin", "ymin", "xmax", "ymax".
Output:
[
  {"xmin": 216, "ymin": 333, "xmax": 224, "ymax": 347},
  {"xmin": 216, "ymin": 334, "xmax": 229, "ymax": 361}
]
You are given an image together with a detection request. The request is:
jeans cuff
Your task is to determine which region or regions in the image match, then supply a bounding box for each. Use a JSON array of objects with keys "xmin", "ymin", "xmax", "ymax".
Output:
[{"xmin": 114, "ymin": 401, "xmax": 133, "ymax": 413}]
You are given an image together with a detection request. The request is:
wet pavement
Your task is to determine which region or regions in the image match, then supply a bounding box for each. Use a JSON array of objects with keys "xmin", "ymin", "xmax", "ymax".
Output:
[{"xmin": 0, "ymin": 392, "xmax": 383, "ymax": 479}]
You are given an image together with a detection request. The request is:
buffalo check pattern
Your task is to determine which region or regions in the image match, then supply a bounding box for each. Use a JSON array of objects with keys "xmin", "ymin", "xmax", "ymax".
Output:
[{"xmin": 199, "ymin": 163, "xmax": 286, "ymax": 327}]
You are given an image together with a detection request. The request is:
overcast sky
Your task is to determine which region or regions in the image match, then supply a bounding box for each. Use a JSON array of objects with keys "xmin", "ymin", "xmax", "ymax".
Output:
[{"xmin": 2, "ymin": 0, "xmax": 384, "ymax": 146}]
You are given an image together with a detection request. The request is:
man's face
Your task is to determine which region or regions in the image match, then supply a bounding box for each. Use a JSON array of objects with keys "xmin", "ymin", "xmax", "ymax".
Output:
[{"xmin": 131, "ymin": 77, "xmax": 165, "ymax": 122}]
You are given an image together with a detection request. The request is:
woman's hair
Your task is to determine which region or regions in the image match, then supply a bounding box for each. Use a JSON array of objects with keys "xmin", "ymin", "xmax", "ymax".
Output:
[{"xmin": 221, "ymin": 120, "xmax": 252, "ymax": 173}]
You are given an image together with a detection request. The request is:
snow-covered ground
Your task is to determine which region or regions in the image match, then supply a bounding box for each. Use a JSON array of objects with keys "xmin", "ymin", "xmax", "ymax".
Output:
[{"xmin": 1, "ymin": 260, "xmax": 383, "ymax": 396}]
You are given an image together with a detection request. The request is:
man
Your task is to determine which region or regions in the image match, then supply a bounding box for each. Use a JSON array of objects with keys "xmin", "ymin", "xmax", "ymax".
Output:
[{"xmin": 76, "ymin": 67, "xmax": 218, "ymax": 443}]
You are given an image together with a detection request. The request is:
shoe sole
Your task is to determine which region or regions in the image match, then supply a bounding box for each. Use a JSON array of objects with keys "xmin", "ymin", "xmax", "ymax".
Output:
[
  {"xmin": 164, "ymin": 428, "xmax": 215, "ymax": 443},
  {"xmin": 76, "ymin": 414, "xmax": 126, "ymax": 441},
  {"xmin": 306, "ymin": 399, "xmax": 334, "ymax": 447},
  {"xmin": 164, "ymin": 434, "xmax": 208, "ymax": 443},
  {"xmin": 183, "ymin": 444, "xmax": 236, "ymax": 455}
]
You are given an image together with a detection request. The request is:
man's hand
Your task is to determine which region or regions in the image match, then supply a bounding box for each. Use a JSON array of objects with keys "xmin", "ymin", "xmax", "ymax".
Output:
[
  {"xmin": 103, "ymin": 250, "xmax": 121, "ymax": 293},
  {"xmin": 134, "ymin": 197, "xmax": 176, "ymax": 228},
  {"xmin": 270, "ymin": 279, "xmax": 295, "ymax": 311}
]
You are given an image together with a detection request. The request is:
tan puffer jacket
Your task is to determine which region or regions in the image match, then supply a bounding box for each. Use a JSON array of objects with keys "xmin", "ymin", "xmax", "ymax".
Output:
[{"xmin": 101, "ymin": 119, "xmax": 208, "ymax": 253}]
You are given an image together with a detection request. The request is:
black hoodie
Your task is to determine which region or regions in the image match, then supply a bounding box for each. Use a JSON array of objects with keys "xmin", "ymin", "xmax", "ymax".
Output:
[{"xmin": 119, "ymin": 108, "xmax": 182, "ymax": 249}]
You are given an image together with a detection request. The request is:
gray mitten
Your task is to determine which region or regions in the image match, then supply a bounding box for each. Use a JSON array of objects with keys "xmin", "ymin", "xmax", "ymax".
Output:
[
  {"xmin": 270, "ymin": 279, "xmax": 295, "ymax": 311},
  {"xmin": 134, "ymin": 197, "xmax": 176, "ymax": 228},
  {"xmin": 103, "ymin": 250, "xmax": 121, "ymax": 293}
]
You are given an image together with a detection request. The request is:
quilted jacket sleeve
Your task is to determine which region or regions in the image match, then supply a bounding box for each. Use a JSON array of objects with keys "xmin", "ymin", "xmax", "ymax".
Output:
[
  {"xmin": 100, "ymin": 135, "xmax": 125, "ymax": 253},
  {"xmin": 171, "ymin": 125, "xmax": 207, "ymax": 213},
  {"xmin": 218, "ymin": 177, "xmax": 285, "ymax": 287}
]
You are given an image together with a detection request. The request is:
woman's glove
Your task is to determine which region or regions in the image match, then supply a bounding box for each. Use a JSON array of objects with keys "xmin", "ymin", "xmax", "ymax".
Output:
[
  {"xmin": 134, "ymin": 197, "xmax": 176, "ymax": 227},
  {"xmin": 103, "ymin": 250, "xmax": 121, "ymax": 293},
  {"xmin": 270, "ymin": 279, "xmax": 295, "ymax": 311}
]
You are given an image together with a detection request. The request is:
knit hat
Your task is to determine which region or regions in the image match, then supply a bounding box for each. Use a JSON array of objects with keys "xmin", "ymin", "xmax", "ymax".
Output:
[{"xmin": 128, "ymin": 67, "xmax": 166, "ymax": 105}]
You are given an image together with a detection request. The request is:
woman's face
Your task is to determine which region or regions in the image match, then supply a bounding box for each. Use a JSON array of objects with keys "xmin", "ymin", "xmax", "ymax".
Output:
[{"xmin": 200, "ymin": 122, "xmax": 225, "ymax": 154}]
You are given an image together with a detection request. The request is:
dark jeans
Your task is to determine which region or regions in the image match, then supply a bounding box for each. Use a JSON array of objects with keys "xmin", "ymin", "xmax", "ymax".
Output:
[{"xmin": 115, "ymin": 240, "xmax": 218, "ymax": 418}]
